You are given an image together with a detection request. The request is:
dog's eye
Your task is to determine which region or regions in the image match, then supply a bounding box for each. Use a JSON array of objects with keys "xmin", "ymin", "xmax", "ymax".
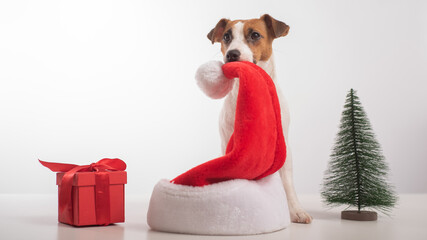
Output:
[
  {"xmin": 251, "ymin": 32, "xmax": 261, "ymax": 40},
  {"xmin": 223, "ymin": 33, "xmax": 231, "ymax": 43}
]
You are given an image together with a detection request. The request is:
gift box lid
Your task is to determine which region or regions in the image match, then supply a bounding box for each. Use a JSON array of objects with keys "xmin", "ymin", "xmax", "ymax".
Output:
[{"xmin": 56, "ymin": 171, "xmax": 127, "ymax": 186}]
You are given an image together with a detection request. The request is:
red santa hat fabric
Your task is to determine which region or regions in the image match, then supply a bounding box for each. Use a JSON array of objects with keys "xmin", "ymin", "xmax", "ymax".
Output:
[{"xmin": 172, "ymin": 61, "xmax": 286, "ymax": 186}]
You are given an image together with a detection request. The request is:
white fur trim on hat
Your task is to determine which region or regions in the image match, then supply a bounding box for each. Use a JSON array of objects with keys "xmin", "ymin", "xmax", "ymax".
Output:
[
  {"xmin": 147, "ymin": 172, "xmax": 290, "ymax": 235},
  {"xmin": 195, "ymin": 60, "xmax": 235, "ymax": 99}
]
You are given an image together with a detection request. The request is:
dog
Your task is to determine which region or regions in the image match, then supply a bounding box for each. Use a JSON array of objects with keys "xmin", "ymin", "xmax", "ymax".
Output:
[{"xmin": 205, "ymin": 14, "xmax": 312, "ymax": 224}]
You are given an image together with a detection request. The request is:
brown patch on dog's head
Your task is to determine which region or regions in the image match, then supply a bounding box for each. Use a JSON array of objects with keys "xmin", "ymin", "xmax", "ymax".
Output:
[
  {"xmin": 207, "ymin": 18, "xmax": 229, "ymax": 44},
  {"xmin": 243, "ymin": 17, "xmax": 274, "ymax": 62},
  {"xmin": 261, "ymin": 14, "xmax": 290, "ymax": 39},
  {"xmin": 208, "ymin": 14, "xmax": 290, "ymax": 63},
  {"xmin": 243, "ymin": 14, "xmax": 290, "ymax": 63}
]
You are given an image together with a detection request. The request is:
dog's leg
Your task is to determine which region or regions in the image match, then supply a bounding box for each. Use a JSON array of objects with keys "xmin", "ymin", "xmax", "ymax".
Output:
[
  {"xmin": 277, "ymin": 90, "xmax": 312, "ymax": 224},
  {"xmin": 279, "ymin": 147, "xmax": 313, "ymax": 223}
]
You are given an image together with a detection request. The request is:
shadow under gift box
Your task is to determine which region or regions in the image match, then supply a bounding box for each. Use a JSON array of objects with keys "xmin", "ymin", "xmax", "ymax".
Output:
[{"xmin": 56, "ymin": 171, "xmax": 127, "ymax": 226}]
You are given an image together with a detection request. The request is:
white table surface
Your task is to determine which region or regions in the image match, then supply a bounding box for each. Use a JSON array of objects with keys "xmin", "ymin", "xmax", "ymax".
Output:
[{"xmin": 1, "ymin": 194, "xmax": 426, "ymax": 240}]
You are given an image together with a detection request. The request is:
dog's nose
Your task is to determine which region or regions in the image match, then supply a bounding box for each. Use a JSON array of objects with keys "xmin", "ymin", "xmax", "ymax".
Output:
[{"xmin": 226, "ymin": 50, "xmax": 241, "ymax": 62}]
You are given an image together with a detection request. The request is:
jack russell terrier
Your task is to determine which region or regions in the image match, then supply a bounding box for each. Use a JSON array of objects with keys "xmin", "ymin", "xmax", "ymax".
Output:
[{"xmin": 199, "ymin": 14, "xmax": 312, "ymax": 224}]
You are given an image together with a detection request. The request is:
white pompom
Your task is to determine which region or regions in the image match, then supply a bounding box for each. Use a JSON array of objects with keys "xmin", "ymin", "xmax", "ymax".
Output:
[{"xmin": 195, "ymin": 61, "xmax": 235, "ymax": 99}]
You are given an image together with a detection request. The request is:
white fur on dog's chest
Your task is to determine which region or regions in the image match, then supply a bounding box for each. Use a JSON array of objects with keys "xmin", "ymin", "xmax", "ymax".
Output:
[{"xmin": 219, "ymin": 80, "xmax": 239, "ymax": 153}]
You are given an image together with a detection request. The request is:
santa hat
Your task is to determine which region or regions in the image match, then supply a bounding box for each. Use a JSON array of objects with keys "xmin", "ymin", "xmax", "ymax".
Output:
[{"xmin": 147, "ymin": 61, "xmax": 290, "ymax": 235}]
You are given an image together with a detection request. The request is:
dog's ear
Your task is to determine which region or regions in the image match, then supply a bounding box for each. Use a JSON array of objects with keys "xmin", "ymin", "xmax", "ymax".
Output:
[
  {"xmin": 207, "ymin": 18, "xmax": 229, "ymax": 44},
  {"xmin": 261, "ymin": 14, "xmax": 290, "ymax": 38}
]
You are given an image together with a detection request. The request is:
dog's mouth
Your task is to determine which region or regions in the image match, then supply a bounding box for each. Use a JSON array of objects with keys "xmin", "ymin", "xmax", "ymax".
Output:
[
  {"xmin": 224, "ymin": 51, "xmax": 257, "ymax": 64},
  {"xmin": 224, "ymin": 58, "xmax": 257, "ymax": 64}
]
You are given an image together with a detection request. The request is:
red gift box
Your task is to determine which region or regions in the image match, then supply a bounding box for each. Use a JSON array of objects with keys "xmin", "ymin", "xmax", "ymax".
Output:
[{"xmin": 40, "ymin": 159, "xmax": 127, "ymax": 226}]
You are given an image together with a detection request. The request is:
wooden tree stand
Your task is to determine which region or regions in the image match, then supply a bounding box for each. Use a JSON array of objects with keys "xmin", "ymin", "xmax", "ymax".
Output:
[{"xmin": 341, "ymin": 210, "xmax": 378, "ymax": 221}]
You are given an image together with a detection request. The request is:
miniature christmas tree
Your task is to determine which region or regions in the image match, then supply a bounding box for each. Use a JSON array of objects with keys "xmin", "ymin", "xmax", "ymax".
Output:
[{"xmin": 321, "ymin": 89, "xmax": 397, "ymax": 221}]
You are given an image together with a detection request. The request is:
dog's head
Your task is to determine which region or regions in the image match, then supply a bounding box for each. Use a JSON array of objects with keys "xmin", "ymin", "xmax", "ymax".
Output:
[{"xmin": 207, "ymin": 14, "xmax": 289, "ymax": 64}]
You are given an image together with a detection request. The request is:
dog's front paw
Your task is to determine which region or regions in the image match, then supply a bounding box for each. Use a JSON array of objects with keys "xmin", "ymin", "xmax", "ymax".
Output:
[{"xmin": 290, "ymin": 208, "xmax": 313, "ymax": 224}]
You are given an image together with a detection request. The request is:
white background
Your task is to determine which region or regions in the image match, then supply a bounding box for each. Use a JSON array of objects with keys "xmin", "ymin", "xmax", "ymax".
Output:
[{"xmin": 0, "ymin": 0, "xmax": 426, "ymax": 196}]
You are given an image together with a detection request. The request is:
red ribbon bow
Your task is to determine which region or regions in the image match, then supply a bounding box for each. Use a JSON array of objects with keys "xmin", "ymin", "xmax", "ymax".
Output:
[{"xmin": 39, "ymin": 158, "xmax": 126, "ymax": 225}]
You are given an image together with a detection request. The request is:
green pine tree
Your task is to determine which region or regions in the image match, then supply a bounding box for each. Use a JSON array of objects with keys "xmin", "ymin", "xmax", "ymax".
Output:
[{"xmin": 321, "ymin": 89, "xmax": 397, "ymax": 215}]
